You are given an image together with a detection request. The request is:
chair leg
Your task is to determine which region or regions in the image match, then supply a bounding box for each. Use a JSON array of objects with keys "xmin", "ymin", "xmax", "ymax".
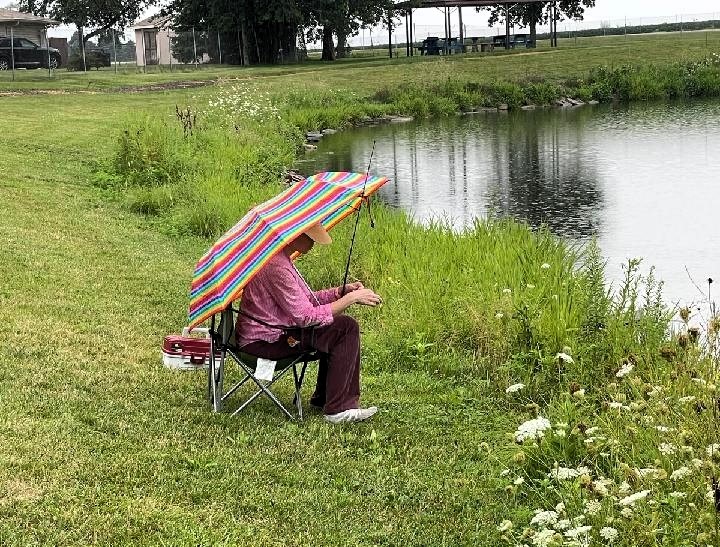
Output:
[
  {"xmin": 230, "ymin": 362, "xmax": 296, "ymax": 420},
  {"xmin": 209, "ymin": 347, "xmax": 226, "ymax": 413},
  {"xmin": 293, "ymin": 363, "xmax": 303, "ymax": 420}
]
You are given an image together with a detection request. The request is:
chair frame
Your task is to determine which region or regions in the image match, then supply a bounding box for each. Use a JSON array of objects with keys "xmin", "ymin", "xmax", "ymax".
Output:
[{"xmin": 207, "ymin": 307, "xmax": 317, "ymax": 420}]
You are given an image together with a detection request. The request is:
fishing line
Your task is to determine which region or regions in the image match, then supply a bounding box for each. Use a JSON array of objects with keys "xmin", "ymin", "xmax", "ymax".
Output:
[{"xmin": 341, "ymin": 140, "xmax": 376, "ymax": 296}]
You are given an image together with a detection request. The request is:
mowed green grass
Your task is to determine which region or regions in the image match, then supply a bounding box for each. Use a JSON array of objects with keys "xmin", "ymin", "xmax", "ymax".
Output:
[
  {"xmin": 1, "ymin": 31, "xmax": 718, "ymax": 544},
  {"xmin": 0, "ymin": 92, "xmax": 517, "ymax": 544},
  {"xmin": 1, "ymin": 30, "xmax": 719, "ymax": 92}
]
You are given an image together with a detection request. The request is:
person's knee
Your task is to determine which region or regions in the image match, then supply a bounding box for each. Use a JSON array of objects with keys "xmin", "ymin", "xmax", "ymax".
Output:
[{"xmin": 336, "ymin": 315, "xmax": 359, "ymax": 335}]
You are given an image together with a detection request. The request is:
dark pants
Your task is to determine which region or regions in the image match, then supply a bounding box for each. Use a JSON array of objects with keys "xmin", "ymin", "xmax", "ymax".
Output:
[{"xmin": 242, "ymin": 315, "xmax": 361, "ymax": 415}]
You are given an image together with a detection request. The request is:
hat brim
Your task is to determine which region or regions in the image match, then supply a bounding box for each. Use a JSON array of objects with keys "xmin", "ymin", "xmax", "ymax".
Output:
[{"xmin": 304, "ymin": 223, "xmax": 332, "ymax": 245}]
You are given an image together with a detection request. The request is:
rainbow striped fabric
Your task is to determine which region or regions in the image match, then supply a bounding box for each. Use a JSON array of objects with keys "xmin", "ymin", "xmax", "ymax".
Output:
[{"xmin": 188, "ymin": 171, "xmax": 389, "ymax": 328}]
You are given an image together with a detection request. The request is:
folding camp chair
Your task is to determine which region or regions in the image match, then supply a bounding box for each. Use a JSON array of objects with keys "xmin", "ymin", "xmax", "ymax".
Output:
[{"xmin": 207, "ymin": 307, "xmax": 319, "ymax": 420}]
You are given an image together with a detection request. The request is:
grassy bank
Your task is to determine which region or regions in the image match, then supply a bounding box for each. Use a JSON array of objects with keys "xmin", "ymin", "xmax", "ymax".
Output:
[{"xmin": 2, "ymin": 37, "xmax": 720, "ymax": 545}]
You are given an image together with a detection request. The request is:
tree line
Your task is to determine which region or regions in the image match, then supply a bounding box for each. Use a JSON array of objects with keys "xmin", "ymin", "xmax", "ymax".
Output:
[{"xmin": 19, "ymin": 0, "xmax": 595, "ymax": 65}]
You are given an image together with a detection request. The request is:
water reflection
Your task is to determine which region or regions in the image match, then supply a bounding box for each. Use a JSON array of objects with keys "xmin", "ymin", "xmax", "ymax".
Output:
[
  {"xmin": 297, "ymin": 101, "xmax": 720, "ymax": 305},
  {"xmin": 298, "ymin": 108, "xmax": 604, "ymax": 239}
]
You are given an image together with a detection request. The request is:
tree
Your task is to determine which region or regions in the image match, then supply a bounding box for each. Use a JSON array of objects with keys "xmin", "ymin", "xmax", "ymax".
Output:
[
  {"xmin": 481, "ymin": 0, "xmax": 595, "ymax": 47},
  {"xmin": 303, "ymin": 0, "xmax": 391, "ymax": 60},
  {"xmin": 20, "ymin": 0, "xmax": 152, "ymax": 45}
]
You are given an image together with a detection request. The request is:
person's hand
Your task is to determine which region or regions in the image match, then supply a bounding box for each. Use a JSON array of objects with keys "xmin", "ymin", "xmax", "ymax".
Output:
[
  {"xmin": 350, "ymin": 288, "xmax": 382, "ymax": 307},
  {"xmin": 336, "ymin": 281, "xmax": 364, "ymax": 298}
]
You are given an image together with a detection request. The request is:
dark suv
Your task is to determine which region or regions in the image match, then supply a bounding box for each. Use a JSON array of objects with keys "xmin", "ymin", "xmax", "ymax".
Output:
[{"xmin": 0, "ymin": 37, "xmax": 62, "ymax": 70}]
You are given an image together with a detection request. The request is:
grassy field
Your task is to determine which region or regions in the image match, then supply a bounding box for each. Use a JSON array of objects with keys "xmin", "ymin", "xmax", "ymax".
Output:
[
  {"xmin": 1, "ymin": 30, "xmax": 720, "ymax": 92},
  {"xmin": 2, "ymin": 32, "xmax": 720, "ymax": 545}
]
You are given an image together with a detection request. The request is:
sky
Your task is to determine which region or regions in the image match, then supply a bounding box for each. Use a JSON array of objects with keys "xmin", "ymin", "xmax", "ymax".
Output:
[{"xmin": 3, "ymin": 0, "xmax": 720, "ymax": 42}]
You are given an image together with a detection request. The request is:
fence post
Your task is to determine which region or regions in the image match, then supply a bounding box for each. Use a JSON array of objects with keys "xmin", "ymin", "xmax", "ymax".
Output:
[
  {"xmin": 10, "ymin": 25, "xmax": 15, "ymax": 81},
  {"xmin": 46, "ymin": 28, "xmax": 51, "ymax": 77},
  {"xmin": 168, "ymin": 28, "xmax": 173, "ymax": 71},
  {"xmin": 192, "ymin": 27, "xmax": 198, "ymax": 68},
  {"xmin": 112, "ymin": 28, "xmax": 118, "ymax": 73}
]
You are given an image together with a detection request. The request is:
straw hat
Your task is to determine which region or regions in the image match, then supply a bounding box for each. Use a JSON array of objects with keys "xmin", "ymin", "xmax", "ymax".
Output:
[{"xmin": 304, "ymin": 223, "xmax": 332, "ymax": 244}]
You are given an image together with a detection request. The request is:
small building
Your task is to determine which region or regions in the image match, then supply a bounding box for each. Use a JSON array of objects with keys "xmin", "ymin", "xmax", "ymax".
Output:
[
  {"xmin": 133, "ymin": 14, "xmax": 179, "ymax": 66},
  {"xmin": 0, "ymin": 7, "xmax": 58, "ymax": 46}
]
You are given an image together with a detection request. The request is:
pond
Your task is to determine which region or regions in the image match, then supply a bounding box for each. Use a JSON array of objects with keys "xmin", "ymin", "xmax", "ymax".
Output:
[{"xmin": 296, "ymin": 101, "xmax": 720, "ymax": 309}]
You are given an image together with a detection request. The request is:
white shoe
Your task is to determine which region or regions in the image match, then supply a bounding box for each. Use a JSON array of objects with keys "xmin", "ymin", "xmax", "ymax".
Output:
[{"xmin": 324, "ymin": 406, "xmax": 378, "ymax": 424}]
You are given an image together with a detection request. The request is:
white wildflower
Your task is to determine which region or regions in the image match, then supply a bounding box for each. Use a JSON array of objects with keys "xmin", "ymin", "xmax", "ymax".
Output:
[
  {"xmin": 618, "ymin": 481, "xmax": 631, "ymax": 493},
  {"xmin": 599, "ymin": 527, "xmax": 619, "ymax": 543},
  {"xmin": 669, "ymin": 491, "xmax": 687, "ymax": 499},
  {"xmin": 495, "ymin": 312, "xmax": 505, "ymax": 319},
  {"xmin": 527, "ymin": 284, "xmax": 536, "ymax": 289},
  {"xmin": 564, "ymin": 525, "xmax": 592, "ymax": 538},
  {"xmin": 549, "ymin": 466, "xmax": 588, "ymax": 480},
  {"xmin": 502, "ymin": 288, "xmax": 512, "ymax": 294},
  {"xmin": 514, "ymin": 476, "xmax": 525, "ymax": 486},
  {"xmin": 592, "ymin": 478, "xmax": 612, "ymax": 496},
  {"xmin": 541, "ymin": 263, "xmax": 551, "ymax": 269},
  {"xmin": 556, "ymin": 519, "xmax": 571, "ymax": 530},
  {"xmin": 556, "ymin": 352, "xmax": 574, "ymax": 364},
  {"xmin": 647, "ymin": 387, "xmax": 662, "ymax": 397},
  {"xmin": 584, "ymin": 499, "xmax": 602, "ymax": 515},
  {"xmin": 616, "ymin": 362, "xmax": 634, "ymax": 378},
  {"xmin": 656, "ymin": 425, "xmax": 675, "ymax": 433},
  {"xmin": 692, "ymin": 378, "xmax": 707, "ymax": 386},
  {"xmin": 506, "ymin": 383, "xmax": 525, "ymax": 393},
  {"xmin": 500, "ymin": 469, "xmax": 511, "ymax": 477},
  {"xmin": 679, "ymin": 396, "xmax": 696, "ymax": 403},
  {"xmin": 618, "ymin": 490, "xmax": 651, "ymax": 506},
  {"xmin": 555, "ymin": 502, "xmax": 566, "ymax": 514},
  {"xmin": 585, "ymin": 427, "xmax": 600, "ymax": 435},
  {"xmin": 706, "ymin": 444, "xmax": 720, "ymax": 457},
  {"xmin": 515, "ymin": 417, "xmax": 552, "ymax": 443},
  {"xmin": 497, "ymin": 519, "xmax": 513, "ymax": 532},
  {"xmin": 670, "ymin": 466, "xmax": 691, "ymax": 480},
  {"xmin": 555, "ymin": 422, "xmax": 568, "ymax": 429},
  {"xmin": 554, "ymin": 429, "xmax": 567, "ymax": 438},
  {"xmin": 620, "ymin": 507, "xmax": 634, "ymax": 518},
  {"xmin": 659, "ymin": 443, "xmax": 677, "ymax": 455},
  {"xmin": 608, "ymin": 402, "xmax": 626, "ymax": 410},
  {"xmin": 635, "ymin": 468, "xmax": 661, "ymax": 479},
  {"xmin": 530, "ymin": 510, "xmax": 558, "ymax": 527},
  {"xmin": 532, "ymin": 529, "xmax": 556, "ymax": 547}
]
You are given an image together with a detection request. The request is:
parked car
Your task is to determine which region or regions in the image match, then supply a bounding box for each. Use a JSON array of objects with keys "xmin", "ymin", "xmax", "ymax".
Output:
[{"xmin": 0, "ymin": 37, "xmax": 62, "ymax": 70}]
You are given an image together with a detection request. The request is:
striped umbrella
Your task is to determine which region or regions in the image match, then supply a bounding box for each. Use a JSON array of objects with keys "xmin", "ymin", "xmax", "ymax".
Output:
[{"xmin": 188, "ymin": 171, "xmax": 389, "ymax": 329}]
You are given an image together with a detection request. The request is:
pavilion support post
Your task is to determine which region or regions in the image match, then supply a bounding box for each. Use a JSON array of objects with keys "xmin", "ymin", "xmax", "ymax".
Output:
[
  {"xmin": 409, "ymin": 9, "xmax": 414, "ymax": 56},
  {"xmin": 405, "ymin": 12, "xmax": 410, "ymax": 57},
  {"xmin": 458, "ymin": 6, "xmax": 464, "ymax": 52}
]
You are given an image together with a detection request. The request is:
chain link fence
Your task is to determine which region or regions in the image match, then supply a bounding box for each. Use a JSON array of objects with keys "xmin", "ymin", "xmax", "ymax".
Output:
[{"xmin": 2, "ymin": 11, "xmax": 720, "ymax": 81}]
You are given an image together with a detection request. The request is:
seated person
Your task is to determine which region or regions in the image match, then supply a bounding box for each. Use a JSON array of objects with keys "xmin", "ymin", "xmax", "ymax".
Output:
[{"xmin": 235, "ymin": 223, "xmax": 383, "ymax": 424}]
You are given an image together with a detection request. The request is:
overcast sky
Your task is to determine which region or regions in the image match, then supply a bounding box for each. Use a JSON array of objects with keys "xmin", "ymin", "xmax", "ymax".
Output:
[{"xmin": 3, "ymin": 0, "xmax": 720, "ymax": 40}]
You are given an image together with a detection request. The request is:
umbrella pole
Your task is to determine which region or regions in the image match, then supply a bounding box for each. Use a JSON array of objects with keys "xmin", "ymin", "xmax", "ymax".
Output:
[{"xmin": 340, "ymin": 140, "xmax": 377, "ymax": 296}]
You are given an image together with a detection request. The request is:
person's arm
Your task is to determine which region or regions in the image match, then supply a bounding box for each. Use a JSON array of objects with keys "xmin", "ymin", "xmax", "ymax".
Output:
[
  {"xmin": 269, "ymin": 264, "xmax": 334, "ymax": 328},
  {"xmin": 329, "ymin": 288, "xmax": 382, "ymax": 316},
  {"xmin": 314, "ymin": 281, "xmax": 365, "ymax": 304}
]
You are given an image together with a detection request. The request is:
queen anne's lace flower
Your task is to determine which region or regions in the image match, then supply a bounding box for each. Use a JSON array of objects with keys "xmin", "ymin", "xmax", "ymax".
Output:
[
  {"xmin": 506, "ymin": 383, "xmax": 525, "ymax": 393},
  {"xmin": 532, "ymin": 529, "xmax": 556, "ymax": 547},
  {"xmin": 584, "ymin": 499, "xmax": 602, "ymax": 515},
  {"xmin": 556, "ymin": 352, "xmax": 574, "ymax": 364},
  {"xmin": 670, "ymin": 466, "xmax": 691, "ymax": 480},
  {"xmin": 618, "ymin": 490, "xmax": 651, "ymax": 506},
  {"xmin": 616, "ymin": 362, "xmax": 634, "ymax": 377},
  {"xmin": 599, "ymin": 527, "xmax": 619, "ymax": 542},
  {"xmin": 496, "ymin": 519, "xmax": 513, "ymax": 532},
  {"xmin": 515, "ymin": 417, "xmax": 552, "ymax": 443},
  {"xmin": 564, "ymin": 525, "xmax": 592, "ymax": 538},
  {"xmin": 530, "ymin": 510, "xmax": 558, "ymax": 526}
]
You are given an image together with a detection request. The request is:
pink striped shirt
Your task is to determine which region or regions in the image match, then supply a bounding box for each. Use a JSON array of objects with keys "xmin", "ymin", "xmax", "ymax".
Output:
[{"xmin": 236, "ymin": 252, "xmax": 337, "ymax": 346}]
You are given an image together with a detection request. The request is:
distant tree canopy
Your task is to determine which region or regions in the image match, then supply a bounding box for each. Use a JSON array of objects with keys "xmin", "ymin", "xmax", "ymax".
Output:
[
  {"xmin": 481, "ymin": 0, "xmax": 595, "ymax": 44},
  {"xmin": 163, "ymin": 0, "xmax": 392, "ymax": 64},
  {"xmin": 20, "ymin": 0, "xmax": 151, "ymax": 44}
]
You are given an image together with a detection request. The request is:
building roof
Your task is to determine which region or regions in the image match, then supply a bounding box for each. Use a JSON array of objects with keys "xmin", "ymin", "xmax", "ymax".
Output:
[
  {"xmin": 0, "ymin": 8, "xmax": 58, "ymax": 25},
  {"xmin": 134, "ymin": 14, "xmax": 174, "ymax": 30}
]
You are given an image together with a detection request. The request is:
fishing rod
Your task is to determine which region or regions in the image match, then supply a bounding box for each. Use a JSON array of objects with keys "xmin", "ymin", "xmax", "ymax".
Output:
[{"xmin": 340, "ymin": 140, "xmax": 376, "ymax": 297}]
